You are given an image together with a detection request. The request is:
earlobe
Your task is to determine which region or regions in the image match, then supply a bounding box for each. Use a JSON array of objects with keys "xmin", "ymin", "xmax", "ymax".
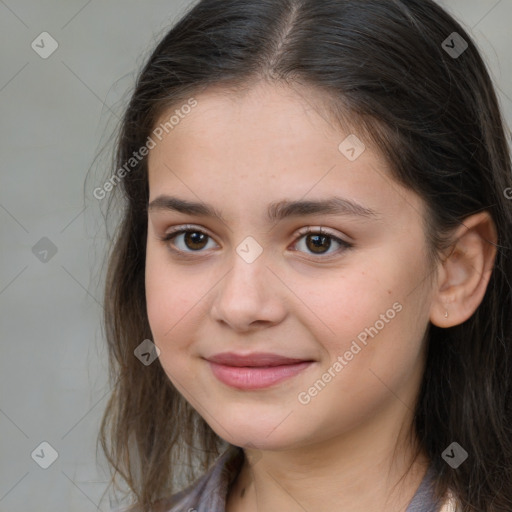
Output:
[{"xmin": 429, "ymin": 211, "xmax": 497, "ymax": 328}]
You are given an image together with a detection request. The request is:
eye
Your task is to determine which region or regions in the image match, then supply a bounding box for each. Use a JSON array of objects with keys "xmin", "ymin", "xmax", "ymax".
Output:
[
  {"xmin": 291, "ymin": 227, "xmax": 353, "ymax": 257},
  {"xmin": 159, "ymin": 225, "xmax": 217, "ymax": 253},
  {"xmin": 159, "ymin": 225, "xmax": 353, "ymax": 258}
]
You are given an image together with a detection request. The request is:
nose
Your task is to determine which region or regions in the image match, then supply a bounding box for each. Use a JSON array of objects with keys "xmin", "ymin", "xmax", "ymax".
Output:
[{"xmin": 210, "ymin": 247, "xmax": 287, "ymax": 332}]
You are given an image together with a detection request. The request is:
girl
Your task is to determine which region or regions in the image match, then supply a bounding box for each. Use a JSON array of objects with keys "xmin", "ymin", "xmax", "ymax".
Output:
[{"xmin": 98, "ymin": 1, "xmax": 512, "ymax": 511}]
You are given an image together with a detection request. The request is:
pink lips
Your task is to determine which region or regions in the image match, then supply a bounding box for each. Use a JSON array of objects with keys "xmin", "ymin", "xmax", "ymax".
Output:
[{"xmin": 206, "ymin": 352, "xmax": 314, "ymax": 390}]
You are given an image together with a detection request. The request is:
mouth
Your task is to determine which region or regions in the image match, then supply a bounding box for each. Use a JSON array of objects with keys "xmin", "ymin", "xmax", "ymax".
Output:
[{"xmin": 205, "ymin": 352, "xmax": 315, "ymax": 390}]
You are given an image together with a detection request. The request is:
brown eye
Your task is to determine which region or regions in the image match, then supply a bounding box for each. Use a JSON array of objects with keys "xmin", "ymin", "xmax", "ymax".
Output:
[
  {"xmin": 305, "ymin": 233, "xmax": 332, "ymax": 254},
  {"xmin": 183, "ymin": 231, "xmax": 208, "ymax": 250},
  {"xmin": 161, "ymin": 227, "xmax": 216, "ymax": 253},
  {"xmin": 292, "ymin": 227, "xmax": 353, "ymax": 258}
]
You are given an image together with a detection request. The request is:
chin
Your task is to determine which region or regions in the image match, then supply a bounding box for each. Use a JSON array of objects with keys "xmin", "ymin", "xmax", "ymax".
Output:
[{"xmin": 205, "ymin": 409, "xmax": 304, "ymax": 451}]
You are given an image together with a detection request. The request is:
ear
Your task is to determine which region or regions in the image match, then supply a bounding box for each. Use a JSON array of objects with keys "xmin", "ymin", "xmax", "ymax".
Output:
[{"xmin": 430, "ymin": 211, "xmax": 498, "ymax": 328}]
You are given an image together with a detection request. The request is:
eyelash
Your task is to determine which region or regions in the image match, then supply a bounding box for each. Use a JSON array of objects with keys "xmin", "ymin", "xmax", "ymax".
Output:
[{"xmin": 158, "ymin": 224, "xmax": 354, "ymax": 259}]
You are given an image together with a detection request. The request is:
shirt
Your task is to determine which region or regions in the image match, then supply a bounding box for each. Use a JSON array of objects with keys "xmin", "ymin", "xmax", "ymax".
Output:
[{"xmin": 133, "ymin": 445, "xmax": 458, "ymax": 512}]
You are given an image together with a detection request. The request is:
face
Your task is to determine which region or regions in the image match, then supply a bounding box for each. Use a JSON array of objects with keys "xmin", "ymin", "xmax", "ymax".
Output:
[{"xmin": 145, "ymin": 81, "xmax": 436, "ymax": 451}]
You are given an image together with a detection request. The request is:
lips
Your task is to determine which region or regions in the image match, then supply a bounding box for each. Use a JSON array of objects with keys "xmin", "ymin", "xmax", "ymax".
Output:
[
  {"xmin": 207, "ymin": 352, "xmax": 311, "ymax": 367},
  {"xmin": 205, "ymin": 352, "xmax": 315, "ymax": 390}
]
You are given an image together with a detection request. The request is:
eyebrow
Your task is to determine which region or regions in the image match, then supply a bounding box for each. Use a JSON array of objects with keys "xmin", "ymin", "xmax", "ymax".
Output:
[{"xmin": 147, "ymin": 195, "xmax": 379, "ymax": 223}]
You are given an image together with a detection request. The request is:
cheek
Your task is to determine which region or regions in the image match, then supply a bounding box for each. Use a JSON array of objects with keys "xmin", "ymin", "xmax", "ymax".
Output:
[
  {"xmin": 144, "ymin": 248, "xmax": 201, "ymax": 346},
  {"xmin": 145, "ymin": 251, "xmax": 205, "ymax": 392},
  {"xmin": 297, "ymin": 265, "xmax": 395, "ymax": 347},
  {"xmin": 302, "ymin": 251, "xmax": 428, "ymax": 375},
  {"xmin": 144, "ymin": 246, "xmax": 225, "ymax": 395}
]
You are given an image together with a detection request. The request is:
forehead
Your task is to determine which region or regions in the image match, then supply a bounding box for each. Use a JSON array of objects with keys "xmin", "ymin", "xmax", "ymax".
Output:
[
  {"xmin": 151, "ymin": 81, "xmax": 356, "ymax": 153},
  {"xmin": 146, "ymin": 81, "xmax": 425, "ymax": 224}
]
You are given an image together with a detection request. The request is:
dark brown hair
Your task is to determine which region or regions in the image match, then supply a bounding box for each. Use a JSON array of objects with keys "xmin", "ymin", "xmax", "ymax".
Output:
[{"xmin": 97, "ymin": 1, "xmax": 512, "ymax": 510}]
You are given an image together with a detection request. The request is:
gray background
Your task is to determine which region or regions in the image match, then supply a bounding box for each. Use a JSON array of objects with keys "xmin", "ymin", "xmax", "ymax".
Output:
[{"xmin": 0, "ymin": 1, "xmax": 511, "ymax": 510}]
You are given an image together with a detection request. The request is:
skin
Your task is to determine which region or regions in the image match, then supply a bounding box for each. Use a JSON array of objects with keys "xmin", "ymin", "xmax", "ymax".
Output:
[{"xmin": 145, "ymin": 80, "xmax": 497, "ymax": 512}]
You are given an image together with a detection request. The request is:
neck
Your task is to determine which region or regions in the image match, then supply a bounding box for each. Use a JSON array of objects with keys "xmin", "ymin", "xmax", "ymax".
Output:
[{"xmin": 226, "ymin": 410, "xmax": 430, "ymax": 512}]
